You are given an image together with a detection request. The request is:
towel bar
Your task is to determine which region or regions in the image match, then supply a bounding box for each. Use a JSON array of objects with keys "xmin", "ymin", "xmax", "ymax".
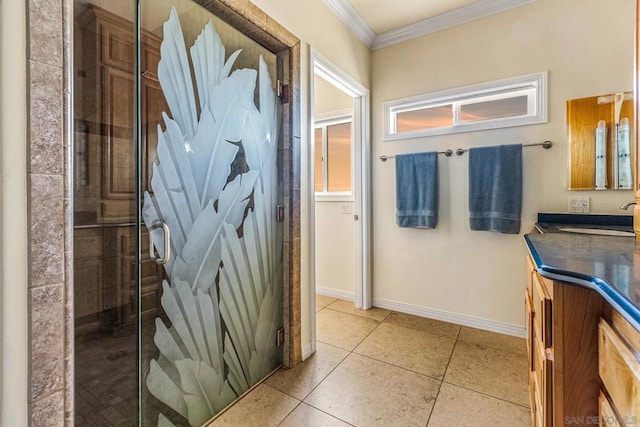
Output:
[
  {"xmin": 380, "ymin": 149, "xmax": 453, "ymax": 161},
  {"xmin": 380, "ymin": 141, "xmax": 553, "ymax": 161},
  {"xmin": 455, "ymin": 140, "xmax": 553, "ymax": 156}
]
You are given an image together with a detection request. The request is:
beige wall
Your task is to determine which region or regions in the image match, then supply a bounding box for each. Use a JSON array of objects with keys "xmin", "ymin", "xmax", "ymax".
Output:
[
  {"xmin": 371, "ymin": 0, "xmax": 635, "ymax": 329},
  {"xmin": 314, "ymin": 76, "xmax": 353, "ymax": 115},
  {"xmin": 314, "ymin": 75, "xmax": 356, "ymax": 297},
  {"xmin": 0, "ymin": 0, "xmax": 29, "ymax": 425},
  {"xmin": 314, "ymin": 202, "xmax": 356, "ymax": 295},
  {"xmin": 249, "ymin": 0, "xmax": 370, "ymax": 351}
]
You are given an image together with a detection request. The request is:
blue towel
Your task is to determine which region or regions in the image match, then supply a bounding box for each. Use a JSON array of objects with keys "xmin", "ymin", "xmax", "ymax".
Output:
[
  {"xmin": 395, "ymin": 152, "xmax": 438, "ymax": 228},
  {"xmin": 468, "ymin": 144, "xmax": 522, "ymax": 234}
]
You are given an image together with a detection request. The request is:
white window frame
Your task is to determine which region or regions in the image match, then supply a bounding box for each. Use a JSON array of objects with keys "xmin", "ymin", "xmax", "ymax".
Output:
[
  {"xmin": 384, "ymin": 71, "xmax": 548, "ymax": 141},
  {"xmin": 314, "ymin": 109, "xmax": 354, "ymax": 201}
]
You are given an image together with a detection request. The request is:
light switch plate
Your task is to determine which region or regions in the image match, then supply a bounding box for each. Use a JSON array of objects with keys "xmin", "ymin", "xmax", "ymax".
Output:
[
  {"xmin": 568, "ymin": 196, "xmax": 590, "ymax": 213},
  {"xmin": 341, "ymin": 203, "xmax": 352, "ymax": 214}
]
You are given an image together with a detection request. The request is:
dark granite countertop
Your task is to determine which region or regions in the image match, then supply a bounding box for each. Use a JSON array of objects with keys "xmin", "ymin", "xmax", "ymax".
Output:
[{"xmin": 525, "ymin": 224, "xmax": 640, "ymax": 332}]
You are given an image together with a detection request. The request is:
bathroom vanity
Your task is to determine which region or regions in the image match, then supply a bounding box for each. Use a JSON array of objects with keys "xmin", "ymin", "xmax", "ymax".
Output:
[{"xmin": 525, "ymin": 220, "xmax": 640, "ymax": 427}]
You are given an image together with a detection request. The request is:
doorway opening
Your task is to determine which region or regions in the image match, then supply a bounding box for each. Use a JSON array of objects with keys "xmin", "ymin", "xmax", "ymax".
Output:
[{"xmin": 308, "ymin": 50, "xmax": 371, "ymax": 357}]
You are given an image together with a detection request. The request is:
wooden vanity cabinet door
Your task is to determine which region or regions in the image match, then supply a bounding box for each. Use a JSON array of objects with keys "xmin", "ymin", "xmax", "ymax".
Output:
[
  {"xmin": 526, "ymin": 291, "xmax": 534, "ymax": 371},
  {"xmin": 599, "ymin": 318, "xmax": 640, "ymax": 424},
  {"xmin": 526, "ymin": 256, "xmax": 553, "ymax": 426},
  {"xmin": 599, "ymin": 392, "xmax": 624, "ymax": 427},
  {"xmin": 532, "ymin": 269, "xmax": 553, "ymax": 348}
]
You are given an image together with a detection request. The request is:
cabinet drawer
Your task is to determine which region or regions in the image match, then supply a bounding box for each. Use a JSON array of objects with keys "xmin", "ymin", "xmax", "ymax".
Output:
[
  {"xmin": 599, "ymin": 319, "xmax": 640, "ymax": 423},
  {"xmin": 531, "ymin": 270, "xmax": 552, "ymax": 348},
  {"xmin": 599, "ymin": 391, "xmax": 623, "ymax": 426}
]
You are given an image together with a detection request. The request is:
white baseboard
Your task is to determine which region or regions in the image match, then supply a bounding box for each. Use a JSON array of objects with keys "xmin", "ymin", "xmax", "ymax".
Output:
[
  {"xmin": 301, "ymin": 343, "xmax": 314, "ymax": 361},
  {"xmin": 373, "ymin": 297, "xmax": 525, "ymax": 338},
  {"xmin": 316, "ymin": 286, "xmax": 355, "ymax": 301}
]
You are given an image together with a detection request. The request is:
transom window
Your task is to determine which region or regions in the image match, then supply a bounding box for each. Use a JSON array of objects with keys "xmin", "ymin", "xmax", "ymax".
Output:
[
  {"xmin": 385, "ymin": 72, "xmax": 547, "ymax": 140},
  {"xmin": 314, "ymin": 114, "xmax": 352, "ymax": 197}
]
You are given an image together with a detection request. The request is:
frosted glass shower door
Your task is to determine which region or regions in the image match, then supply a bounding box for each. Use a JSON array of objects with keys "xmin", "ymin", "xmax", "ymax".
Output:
[{"xmin": 138, "ymin": 3, "xmax": 284, "ymax": 425}]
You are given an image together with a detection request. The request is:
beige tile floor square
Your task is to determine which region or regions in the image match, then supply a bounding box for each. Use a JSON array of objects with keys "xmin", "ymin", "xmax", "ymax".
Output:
[
  {"xmin": 212, "ymin": 296, "xmax": 531, "ymax": 427},
  {"xmin": 265, "ymin": 342, "xmax": 348, "ymax": 400},
  {"xmin": 354, "ymin": 322, "xmax": 456, "ymax": 379},
  {"xmin": 209, "ymin": 384, "xmax": 298, "ymax": 426},
  {"xmin": 304, "ymin": 353, "xmax": 440, "ymax": 427},
  {"xmin": 316, "ymin": 308, "xmax": 379, "ymax": 351},
  {"xmin": 428, "ymin": 383, "xmax": 531, "ymax": 427},
  {"xmin": 458, "ymin": 326, "xmax": 527, "ymax": 356},
  {"xmin": 444, "ymin": 341, "xmax": 530, "ymax": 407},
  {"xmin": 384, "ymin": 311, "xmax": 461, "ymax": 339},
  {"xmin": 316, "ymin": 294, "xmax": 338, "ymax": 311}
]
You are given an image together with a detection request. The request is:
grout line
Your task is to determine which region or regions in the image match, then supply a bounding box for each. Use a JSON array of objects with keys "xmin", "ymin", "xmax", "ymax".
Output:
[
  {"xmin": 322, "ymin": 306, "xmax": 389, "ymax": 322},
  {"xmin": 269, "ymin": 342, "xmax": 350, "ymax": 403},
  {"xmin": 440, "ymin": 380, "xmax": 531, "ymax": 409},
  {"xmin": 296, "ymin": 349, "xmax": 348, "ymax": 405},
  {"xmin": 275, "ymin": 400, "xmax": 302, "ymax": 427},
  {"xmin": 294, "ymin": 341, "xmax": 352, "ymax": 401},
  {"xmin": 299, "ymin": 403, "xmax": 357, "ymax": 426},
  {"xmin": 316, "ymin": 338, "xmax": 352, "ymax": 352},
  {"xmin": 378, "ymin": 309, "xmax": 392, "ymax": 322},
  {"xmin": 349, "ymin": 351, "xmax": 446, "ymax": 384},
  {"xmin": 296, "ymin": 310, "xmax": 388, "ymax": 422},
  {"xmin": 424, "ymin": 326, "xmax": 462, "ymax": 427}
]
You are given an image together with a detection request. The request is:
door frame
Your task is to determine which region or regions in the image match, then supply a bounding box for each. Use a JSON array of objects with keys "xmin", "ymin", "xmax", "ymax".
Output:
[{"xmin": 308, "ymin": 48, "xmax": 371, "ymax": 356}]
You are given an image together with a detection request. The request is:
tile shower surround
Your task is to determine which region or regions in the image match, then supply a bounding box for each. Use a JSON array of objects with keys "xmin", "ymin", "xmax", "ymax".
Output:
[{"xmin": 25, "ymin": 0, "xmax": 301, "ymax": 424}]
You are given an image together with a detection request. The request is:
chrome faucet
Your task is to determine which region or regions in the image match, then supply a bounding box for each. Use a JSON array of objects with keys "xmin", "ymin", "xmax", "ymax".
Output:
[{"xmin": 620, "ymin": 201, "xmax": 636, "ymax": 210}]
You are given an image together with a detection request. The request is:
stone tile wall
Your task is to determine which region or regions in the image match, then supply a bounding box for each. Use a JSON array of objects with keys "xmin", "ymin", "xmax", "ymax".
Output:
[{"xmin": 26, "ymin": 0, "xmax": 71, "ymax": 425}]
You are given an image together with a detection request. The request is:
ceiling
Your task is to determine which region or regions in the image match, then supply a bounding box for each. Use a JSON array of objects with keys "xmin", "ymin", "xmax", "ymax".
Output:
[
  {"xmin": 323, "ymin": 0, "xmax": 536, "ymax": 50},
  {"xmin": 348, "ymin": 0, "xmax": 480, "ymax": 34}
]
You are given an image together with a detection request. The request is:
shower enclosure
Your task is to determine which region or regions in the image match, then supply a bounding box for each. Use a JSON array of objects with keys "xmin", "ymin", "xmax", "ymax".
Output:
[{"xmin": 72, "ymin": 1, "xmax": 291, "ymax": 424}]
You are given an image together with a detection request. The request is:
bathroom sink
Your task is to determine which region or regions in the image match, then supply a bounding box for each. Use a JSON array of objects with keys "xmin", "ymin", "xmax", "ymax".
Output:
[{"xmin": 557, "ymin": 227, "xmax": 635, "ymax": 237}]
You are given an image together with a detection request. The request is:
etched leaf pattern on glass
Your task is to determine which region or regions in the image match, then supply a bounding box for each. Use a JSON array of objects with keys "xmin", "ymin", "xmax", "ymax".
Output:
[{"xmin": 143, "ymin": 8, "xmax": 283, "ymax": 426}]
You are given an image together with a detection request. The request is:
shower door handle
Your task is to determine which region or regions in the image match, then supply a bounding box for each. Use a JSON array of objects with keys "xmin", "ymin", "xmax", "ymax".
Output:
[{"xmin": 149, "ymin": 222, "xmax": 171, "ymax": 265}]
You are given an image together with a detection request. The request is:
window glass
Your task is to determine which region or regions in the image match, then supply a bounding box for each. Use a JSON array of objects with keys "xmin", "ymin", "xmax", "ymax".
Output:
[
  {"xmin": 396, "ymin": 105, "xmax": 452, "ymax": 133},
  {"xmin": 326, "ymin": 122, "xmax": 351, "ymax": 192},
  {"xmin": 459, "ymin": 95, "xmax": 528, "ymax": 123}
]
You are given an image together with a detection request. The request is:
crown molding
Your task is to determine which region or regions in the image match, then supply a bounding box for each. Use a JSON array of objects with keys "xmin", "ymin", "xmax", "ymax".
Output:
[
  {"xmin": 323, "ymin": 0, "xmax": 375, "ymax": 48},
  {"xmin": 372, "ymin": 0, "xmax": 536, "ymax": 50}
]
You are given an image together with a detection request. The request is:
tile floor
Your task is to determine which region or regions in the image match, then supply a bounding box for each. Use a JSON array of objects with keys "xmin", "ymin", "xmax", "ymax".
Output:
[{"xmin": 210, "ymin": 295, "xmax": 532, "ymax": 427}]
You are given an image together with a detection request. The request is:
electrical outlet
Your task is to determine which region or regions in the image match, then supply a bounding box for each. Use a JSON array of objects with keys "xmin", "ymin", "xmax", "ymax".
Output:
[{"xmin": 568, "ymin": 196, "xmax": 590, "ymax": 213}]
